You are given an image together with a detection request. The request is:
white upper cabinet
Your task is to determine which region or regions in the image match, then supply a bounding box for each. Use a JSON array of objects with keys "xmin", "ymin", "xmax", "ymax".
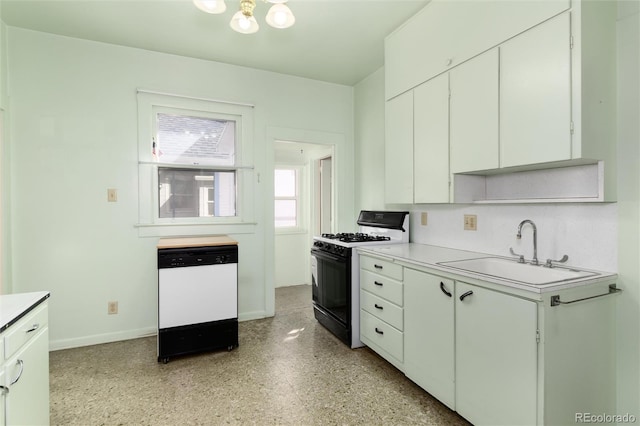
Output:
[
  {"xmin": 450, "ymin": 49, "xmax": 500, "ymax": 173},
  {"xmin": 414, "ymin": 73, "xmax": 450, "ymax": 203},
  {"xmin": 385, "ymin": 0, "xmax": 570, "ymax": 100},
  {"xmin": 384, "ymin": 91, "xmax": 414, "ymax": 204},
  {"xmin": 500, "ymin": 13, "xmax": 571, "ymax": 168}
]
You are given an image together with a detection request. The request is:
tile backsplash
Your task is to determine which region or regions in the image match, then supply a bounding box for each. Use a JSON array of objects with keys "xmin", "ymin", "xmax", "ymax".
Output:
[{"xmin": 410, "ymin": 203, "xmax": 618, "ymax": 272}]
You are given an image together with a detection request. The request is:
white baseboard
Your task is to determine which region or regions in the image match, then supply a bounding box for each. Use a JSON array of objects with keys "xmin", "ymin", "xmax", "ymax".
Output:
[
  {"xmin": 48, "ymin": 313, "xmax": 274, "ymax": 351},
  {"xmin": 49, "ymin": 326, "xmax": 157, "ymax": 351}
]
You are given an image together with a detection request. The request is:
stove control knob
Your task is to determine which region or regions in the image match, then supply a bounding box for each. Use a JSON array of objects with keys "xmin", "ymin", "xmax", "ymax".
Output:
[{"xmin": 314, "ymin": 241, "xmax": 323, "ymax": 249}]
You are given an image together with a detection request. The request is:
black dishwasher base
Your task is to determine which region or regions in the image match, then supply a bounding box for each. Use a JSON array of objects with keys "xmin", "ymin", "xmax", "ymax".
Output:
[{"xmin": 158, "ymin": 318, "xmax": 238, "ymax": 363}]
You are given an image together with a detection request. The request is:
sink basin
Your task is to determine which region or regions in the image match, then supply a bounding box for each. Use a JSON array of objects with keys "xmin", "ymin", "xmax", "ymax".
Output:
[{"xmin": 437, "ymin": 257, "xmax": 598, "ymax": 285}]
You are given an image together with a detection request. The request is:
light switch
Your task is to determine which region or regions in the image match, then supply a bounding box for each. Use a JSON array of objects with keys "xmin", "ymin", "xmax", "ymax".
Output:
[
  {"xmin": 421, "ymin": 212, "xmax": 428, "ymax": 226},
  {"xmin": 107, "ymin": 188, "xmax": 118, "ymax": 202}
]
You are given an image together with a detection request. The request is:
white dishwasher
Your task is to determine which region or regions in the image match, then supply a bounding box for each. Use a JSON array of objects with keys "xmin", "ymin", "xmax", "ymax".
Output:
[{"xmin": 157, "ymin": 238, "xmax": 238, "ymax": 363}]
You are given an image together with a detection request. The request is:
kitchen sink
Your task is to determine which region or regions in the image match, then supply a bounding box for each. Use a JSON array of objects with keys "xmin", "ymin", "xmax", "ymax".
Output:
[{"xmin": 437, "ymin": 257, "xmax": 598, "ymax": 285}]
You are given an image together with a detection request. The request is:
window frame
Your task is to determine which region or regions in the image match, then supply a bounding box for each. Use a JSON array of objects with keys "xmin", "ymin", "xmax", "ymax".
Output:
[{"xmin": 136, "ymin": 90, "xmax": 255, "ymax": 236}]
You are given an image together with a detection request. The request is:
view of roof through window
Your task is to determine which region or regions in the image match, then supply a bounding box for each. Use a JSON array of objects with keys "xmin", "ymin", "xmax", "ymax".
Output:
[{"xmin": 155, "ymin": 113, "xmax": 236, "ymax": 166}]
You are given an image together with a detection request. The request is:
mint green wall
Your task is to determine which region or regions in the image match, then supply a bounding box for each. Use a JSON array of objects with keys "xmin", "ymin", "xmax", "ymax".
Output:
[
  {"xmin": 0, "ymin": 18, "xmax": 10, "ymax": 295},
  {"xmin": 7, "ymin": 27, "xmax": 355, "ymax": 349},
  {"xmin": 616, "ymin": 1, "xmax": 640, "ymax": 418},
  {"xmin": 354, "ymin": 67, "xmax": 385, "ymax": 213}
]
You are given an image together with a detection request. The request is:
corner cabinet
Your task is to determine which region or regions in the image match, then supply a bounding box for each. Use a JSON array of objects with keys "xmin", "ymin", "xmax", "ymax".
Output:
[
  {"xmin": 1, "ymin": 296, "xmax": 50, "ymax": 426},
  {"xmin": 360, "ymin": 253, "xmax": 617, "ymax": 425}
]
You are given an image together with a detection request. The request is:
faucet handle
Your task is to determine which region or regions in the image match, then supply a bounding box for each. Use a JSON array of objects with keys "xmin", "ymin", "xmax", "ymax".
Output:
[
  {"xmin": 509, "ymin": 247, "xmax": 525, "ymax": 263},
  {"xmin": 545, "ymin": 255, "xmax": 569, "ymax": 268}
]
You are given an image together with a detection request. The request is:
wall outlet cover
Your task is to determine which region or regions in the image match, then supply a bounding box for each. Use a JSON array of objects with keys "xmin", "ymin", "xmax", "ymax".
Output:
[{"xmin": 464, "ymin": 214, "xmax": 477, "ymax": 231}]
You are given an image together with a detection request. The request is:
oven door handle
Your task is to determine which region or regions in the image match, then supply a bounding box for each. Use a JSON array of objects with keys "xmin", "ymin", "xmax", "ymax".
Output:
[{"xmin": 311, "ymin": 250, "xmax": 348, "ymax": 263}]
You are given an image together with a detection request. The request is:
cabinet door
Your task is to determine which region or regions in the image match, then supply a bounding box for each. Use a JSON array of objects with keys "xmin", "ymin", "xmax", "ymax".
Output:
[
  {"xmin": 414, "ymin": 74, "xmax": 450, "ymax": 203},
  {"xmin": 404, "ymin": 269, "xmax": 455, "ymax": 409},
  {"xmin": 500, "ymin": 13, "xmax": 571, "ymax": 168},
  {"xmin": 450, "ymin": 49, "xmax": 499, "ymax": 173},
  {"xmin": 385, "ymin": 91, "xmax": 414, "ymax": 204},
  {"xmin": 455, "ymin": 282, "xmax": 537, "ymax": 426},
  {"xmin": 4, "ymin": 328, "xmax": 50, "ymax": 426}
]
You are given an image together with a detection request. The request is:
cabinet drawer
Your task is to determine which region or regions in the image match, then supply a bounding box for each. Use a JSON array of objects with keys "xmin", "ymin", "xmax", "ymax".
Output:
[
  {"xmin": 4, "ymin": 304, "xmax": 48, "ymax": 360},
  {"xmin": 360, "ymin": 269, "xmax": 403, "ymax": 305},
  {"xmin": 361, "ymin": 290, "xmax": 403, "ymax": 331},
  {"xmin": 360, "ymin": 309, "xmax": 403, "ymax": 362},
  {"xmin": 360, "ymin": 256, "xmax": 403, "ymax": 281}
]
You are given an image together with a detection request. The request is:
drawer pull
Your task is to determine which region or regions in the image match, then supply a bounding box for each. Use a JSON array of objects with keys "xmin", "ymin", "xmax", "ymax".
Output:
[
  {"xmin": 440, "ymin": 282, "xmax": 452, "ymax": 298},
  {"xmin": 26, "ymin": 323, "xmax": 40, "ymax": 333},
  {"xmin": 459, "ymin": 290, "xmax": 474, "ymax": 301},
  {"xmin": 375, "ymin": 327, "xmax": 384, "ymax": 335},
  {"xmin": 10, "ymin": 359, "xmax": 24, "ymax": 386},
  {"xmin": 374, "ymin": 303, "xmax": 383, "ymax": 310},
  {"xmin": 374, "ymin": 264, "xmax": 383, "ymax": 269},
  {"xmin": 374, "ymin": 281, "xmax": 383, "ymax": 286}
]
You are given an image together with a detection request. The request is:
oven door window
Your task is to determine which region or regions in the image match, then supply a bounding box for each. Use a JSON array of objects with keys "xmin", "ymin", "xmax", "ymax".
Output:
[{"xmin": 311, "ymin": 251, "xmax": 350, "ymax": 325}]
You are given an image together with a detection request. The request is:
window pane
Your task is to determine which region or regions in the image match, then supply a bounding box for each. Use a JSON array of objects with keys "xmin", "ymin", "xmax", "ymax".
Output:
[
  {"xmin": 158, "ymin": 168, "xmax": 236, "ymax": 218},
  {"xmin": 274, "ymin": 169, "xmax": 296, "ymax": 197},
  {"xmin": 156, "ymin": 113, "xmax": 235, "ymax": 166},
  {"xmin": 275, "ymin": 200, "xmax": 297, "ymax": 227}
]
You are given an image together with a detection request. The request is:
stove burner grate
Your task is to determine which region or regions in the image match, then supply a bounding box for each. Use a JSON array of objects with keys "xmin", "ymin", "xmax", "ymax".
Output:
[{"xmin": 321, "ymin": 233, "xmax": 391, "ymax": 243}]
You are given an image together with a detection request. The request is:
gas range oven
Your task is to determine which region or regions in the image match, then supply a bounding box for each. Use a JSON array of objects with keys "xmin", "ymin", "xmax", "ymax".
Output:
[{"xmin": 311, "ymin": 210, "xmax": 409, "ymax": 348}]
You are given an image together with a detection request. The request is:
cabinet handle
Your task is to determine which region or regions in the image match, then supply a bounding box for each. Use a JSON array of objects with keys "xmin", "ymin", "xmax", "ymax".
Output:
[
  {"xmin": 440, "ymin": 282, "xmax": 452, "ymax": 298},
  {"xmin": 374, "ymin": 303, "xmax": 383, "ymax": 310},
  {"xmin": 374, "ymin": 264, "xmax": 383, "ymax": 269},
  {"xmin": 459, "ymin": 291, "xmax": 474, "ymax": 301},
  {"xmin": 446, "ymin": 58, "xmax": 453, "ymax": 66},
  {"xmin": 0, "ymin": 385, "xmax": 8, "ymax": 395},
  {"xmin": 10, "ymin": 359, "xmax": 24, "ymax": 386},
  {"xmin": 375, "ymin": 327, "xmax": 384, "ymax": 335},
  {"xmin": 374, "ymin": 281, "xmax": 383, "ymax": 286},
  {"xmin": 26, "ymin": 323, "xmax": 40, "ymax": 333}
]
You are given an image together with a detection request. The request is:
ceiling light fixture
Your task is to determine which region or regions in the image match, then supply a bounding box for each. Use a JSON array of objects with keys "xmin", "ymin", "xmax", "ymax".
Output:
[{"xmin": 193, "ymin": 0, "xmax": 295, "ymax": 34}]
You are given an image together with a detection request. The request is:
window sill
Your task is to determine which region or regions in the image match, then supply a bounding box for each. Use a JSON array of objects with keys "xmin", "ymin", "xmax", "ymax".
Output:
[{"xmin": 136, "ymin": 222, "xmax": 258, "ymax": 238}]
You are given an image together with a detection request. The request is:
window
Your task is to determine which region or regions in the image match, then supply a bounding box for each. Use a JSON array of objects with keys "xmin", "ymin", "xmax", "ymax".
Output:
[
  {"xmin": 274, "ymin": 168, "xmax": 299, "ymax": 228},
  {"xmin": 137, "ymin": 90, "xmax": 254, "ymax": 234},
  {"xmin": 154, "ymin": 112, "xmax": 236, "ymax": 218}
]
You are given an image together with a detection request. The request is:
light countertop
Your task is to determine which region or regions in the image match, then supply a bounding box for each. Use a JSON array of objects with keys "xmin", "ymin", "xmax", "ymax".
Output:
[
  {"xmin": 157, "ymin": 235, "xmax": 238, "ymax": 249},
  {"xmin": 0, "ymin": 291, "xmax": 50, "ymax": 333},
  {"xmin": 357, "ymin": 243, "xmax": 617, "ymax": 294}
]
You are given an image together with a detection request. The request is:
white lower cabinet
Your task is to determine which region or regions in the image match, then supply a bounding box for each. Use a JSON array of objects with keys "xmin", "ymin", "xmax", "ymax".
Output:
[
  {"xmin": 455, "ymin": 281, "xmax": 538, "ymax": 426},
  {"xmin": 404, "ymin": 269, "xmax": 455, "ymax": 409},
  {"xmin": 359, "ymin": 255, "xmax": 404, "ymax": 370},
  {"xmin": 362, "ymin": 260, "xmax": 616, "ymax": 426},
  {"xmin": 1, "ymin": 301, "xmax": 50, "ymax": 426}
]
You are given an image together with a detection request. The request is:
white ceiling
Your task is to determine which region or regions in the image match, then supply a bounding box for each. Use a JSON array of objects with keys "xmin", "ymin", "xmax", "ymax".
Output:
[{"xmin": 1, "ymin": 0, "xmax": 429, "ymax": 86}]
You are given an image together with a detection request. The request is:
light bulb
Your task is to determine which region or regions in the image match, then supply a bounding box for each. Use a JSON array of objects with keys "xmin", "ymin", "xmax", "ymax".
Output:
[{"xmin": 239, "ymin": 17, "xmax": 251, "ymax": 30}]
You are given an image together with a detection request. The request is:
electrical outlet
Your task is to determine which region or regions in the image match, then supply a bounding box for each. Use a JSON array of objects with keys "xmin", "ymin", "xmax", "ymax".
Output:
[
  {"xmin": 464, "ymin": 214, "xmax": 477, "ymax": 231},
  {"xmin": 108, "ymin": 301, "xmax": 118, "ymax": 315},
  {"xmin": 421, "ymin": 212, "xmax": 428, "ymax": 226},
  {"xmin": 107, "ymin": 188, "xmax": 118, "ymax": 202}
]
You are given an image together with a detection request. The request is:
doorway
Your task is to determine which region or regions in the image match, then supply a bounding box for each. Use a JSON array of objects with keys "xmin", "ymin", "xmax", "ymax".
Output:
[{"xmin": 274, "ymin": 140, "xmax": 333, "ymax": 288}]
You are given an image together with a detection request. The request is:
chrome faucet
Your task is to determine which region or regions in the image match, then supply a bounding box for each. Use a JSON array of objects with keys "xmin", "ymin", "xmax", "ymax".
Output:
[{"xmin": 517, "ymin": 219, "xmax": 538, "ymax": 265}]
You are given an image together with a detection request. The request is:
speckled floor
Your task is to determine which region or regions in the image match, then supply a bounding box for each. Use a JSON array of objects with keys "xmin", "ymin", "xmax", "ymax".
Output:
[{"xmin": 49, "ymin": 285, "xmax": 470, "ymax": 425}]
